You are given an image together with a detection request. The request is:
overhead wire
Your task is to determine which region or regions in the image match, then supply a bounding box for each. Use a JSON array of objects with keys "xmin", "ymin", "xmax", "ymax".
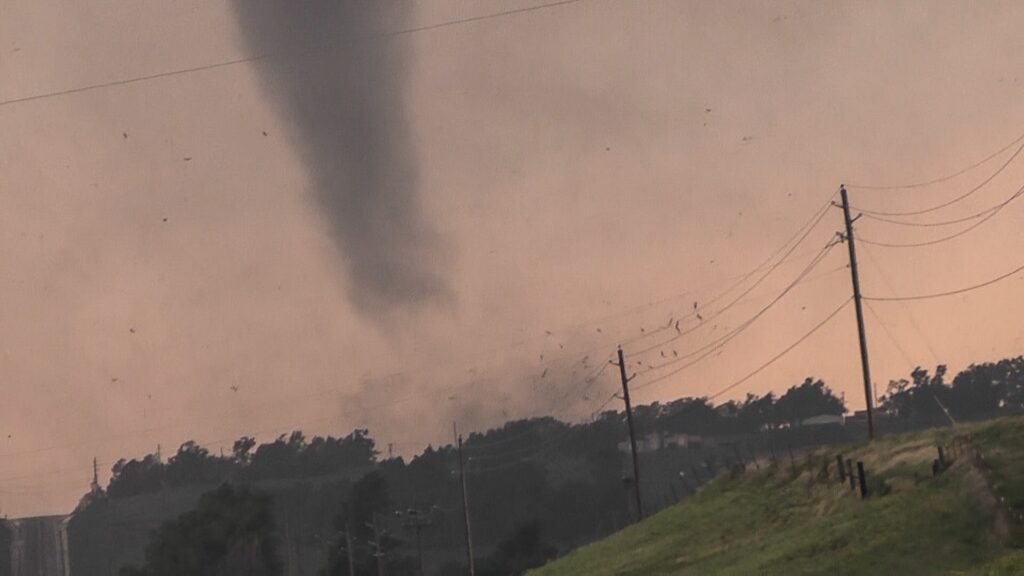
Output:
[
  {"xmin": 864, "ymin": 261, "xmax": 1024, "ymax": 302},
  {"xmin": 705, "ymin": 297, "xmax": 853, "ymax": 401},
  {"xmin": 846, "ymin": 129, "xmax": 1024, "ymax": 191},
  {"xmin": 0, "ymin": 0, "xmax": 589, "ymax": 109},
  {"xmin": 856, "ymin": 182, "xmax": 1024, "ymax": 248},
  {"xmin": 849, "ymin": 141, "xmax": 1024, "ymax": 217},
  {"xmin": 858, "ymin": 242, "xmax": 941, "ymax": 364},
  {"xmin": 631, "ymin": 238, "xmax": 843, "ymax": 392},
  {"xmin": 864, "ymin": 300, "xmax": 917, "ymax": 369},
  {"xmin": 624, "ymin": 197, "xmax": 836, "ymax": 359}
]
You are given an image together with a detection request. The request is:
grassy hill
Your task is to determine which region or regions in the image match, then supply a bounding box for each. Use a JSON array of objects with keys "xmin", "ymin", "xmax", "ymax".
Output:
[{"xmin": 531, "ymin": 417, "xmax": 1024, "ymax": 576}]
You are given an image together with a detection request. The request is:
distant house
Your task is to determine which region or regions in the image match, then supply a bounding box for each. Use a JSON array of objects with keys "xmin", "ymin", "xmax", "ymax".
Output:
[
  {"xmin": 617, "ymin": 431, "xmax": 706, "ymax": 454},
  {"xmin": 845, "ymin": 410, "xmax": 870, "ymax": 424},
  {"xmin": 800, "ymin": 414, "xmax": 844, "ymax": 427}
]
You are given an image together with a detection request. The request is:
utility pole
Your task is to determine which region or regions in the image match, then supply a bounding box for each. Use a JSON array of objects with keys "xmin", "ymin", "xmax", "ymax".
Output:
[
  {"xmin": 616, "ymin": 347, "xmax": 644, "ymax": 521},
  {"xmin": 839, "ymin": 184, "xmax": 876, "ymax": 440},
  {"xmin": 345, "ymin": 524, "xmax": 356, "ymax": 576},
  {"xmin": 456, "ymin": 427, "xmax": 476, "ymax": 576},
  {"xmin": 368, "ymin": 515, "xmax": 385, "ymax": 576},
  {"xmin": 400, "ymin": 506, "xmax": 434, "ymax": 576}
]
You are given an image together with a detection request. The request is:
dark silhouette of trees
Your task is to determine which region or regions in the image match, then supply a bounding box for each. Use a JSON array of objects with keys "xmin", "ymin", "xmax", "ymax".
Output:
[
  {"xmin": 120, "ymin": 483, "xmax": 280, "ymax": 576},
  {"xmin": 322, "ymin": 471, "xmax": 405, "ymax": 576},
  {"xmin": 880, "ymin": 365, "xmax": 951, "ymax": 425},
  {"xmin": 774, "ymin": 378, "xmax": 845, "ymax": 426},
  {"xmin": 477, "ymin": 520, "xmax": 558, "ymax": 576}
]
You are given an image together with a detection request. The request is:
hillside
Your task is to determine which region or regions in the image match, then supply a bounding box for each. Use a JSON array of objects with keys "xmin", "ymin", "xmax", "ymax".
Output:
[{"xmin": 532, "ymin": 417, "xmax": 1024, "ymax": 575}]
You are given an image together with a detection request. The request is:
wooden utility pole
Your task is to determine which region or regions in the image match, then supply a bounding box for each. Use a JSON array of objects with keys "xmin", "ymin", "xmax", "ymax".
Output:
[
  {"xmin": 370, "ymin": 515, "xmax": 385, "ymax": 576},
  {"xmin": 839, "ymin": 185, "xmax": 876, "ymax": 440},
  {"xmin": 345, "ymin": 524, "xmax": 356, "ymax": 576},
  {"xmin": 401, "ymin": 506, "xmax": 433, "ymax": 576},
  {"xmin": 616, "ymin": 347, "xmax": 644, "ymax": 521},
  {"xmin": 456, "ymin": 429, "xmax": 476, "ymax": 576}
]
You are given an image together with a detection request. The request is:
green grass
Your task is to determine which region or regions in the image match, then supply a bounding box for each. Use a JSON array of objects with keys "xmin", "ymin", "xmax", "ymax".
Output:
[{"xmin": 532, "ymin": 418, "xmax": 1024, "ymax": 575}]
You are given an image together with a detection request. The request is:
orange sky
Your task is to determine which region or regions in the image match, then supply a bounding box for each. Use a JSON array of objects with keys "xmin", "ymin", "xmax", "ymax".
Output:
[{"xmin": 1, "ymin": 0, "xmax": 1023, "ymax": 517}]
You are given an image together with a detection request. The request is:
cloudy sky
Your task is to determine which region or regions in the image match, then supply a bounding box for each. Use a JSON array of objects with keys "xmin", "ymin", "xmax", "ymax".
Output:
[{"xmin": 1, "ymin": 0, "xmax": 1023, "ymax": 517}]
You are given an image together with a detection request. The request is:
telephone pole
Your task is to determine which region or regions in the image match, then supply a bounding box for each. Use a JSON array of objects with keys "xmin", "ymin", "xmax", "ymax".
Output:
[
  {"xmin": 616, "ymin": 347, "xmax": 644, "ymax": 521},
  {"xmin": 839, "ymin": 184, "xmax": 876, "ymax": 440},
  {"xmin": 456, "ymin": 427, "xmax": 476, "ymax": 576},
  {"xmin": 345, "ymin": 524, "xmax": 356, "ymax": 576},
  {"xmin": 369, "ymin": 515, "xmax": 385, "ymax": 576}
]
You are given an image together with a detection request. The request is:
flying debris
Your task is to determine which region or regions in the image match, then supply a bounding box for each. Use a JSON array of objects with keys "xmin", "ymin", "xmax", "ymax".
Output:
[
  {"xmin": 183, "ymin": 157, "xmax": 192, "ymax": 162},
  {"xmin": 129, "ymin": 328, "xmax": 136, "ymax": 334},
  {"xmin": 673, "ymin": 350, "xmax": 678, "ymax": 357},
  {"xmin": 640, "ymin": 327, "xmax": 645, "ymax": 333},
  {"xmin": 674, "ymin": 320, "xmax": 681, "ymax": 333},
  {"xmin": 122, "ymin": 131, "xmax": 128, "ymax": 139},
  {"xmin": 660, "ymin": 351, "xmax": 666, "ymax": 358},
  {"xmin": 539, "ymin": 354, "xmax": 544, "ymax": 361},
  {"xmin": 541, "ymin": 368, "xmax": 548, "ymax": 378},
  {"xmin": 667, "ymin": 317, "xmax": 674, "ymax": 327},
  {"xmin": 545, "ymin": 330, "xmax": 553, "ymax": 336},
  {"xmin": 262, "ymin": 131, "xmax": 268, "ymax": 136},
  {"xmin": 693, "ymin": 301, "xmax": 698, "ymax": 310},
  {"xmin": 230, "ymin": 385, "xmax": 239, "ymax": 392},
  {"xmin": 696, "ymin": 313, "xmax": 704, "ymax": 321},
  {"xmin": 559, "ymin": 344, "xmax": 564, "ymax": 349},
  {"xmin": 596, "ymin": 328, "xmax": 602, "ymax": 333}
]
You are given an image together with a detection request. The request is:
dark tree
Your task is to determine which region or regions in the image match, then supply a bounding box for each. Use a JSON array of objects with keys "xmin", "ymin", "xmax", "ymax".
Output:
[
  {"xmin": 476, "ymin": 520, "xmax": 558, "ymax": 576},
  {"xmin": 774, "ymin": 378, "xmax": 845, "ymax": 426},
  {"xmin": 120, "ymin": 483, "xmax": 280, "ymax": 576}
]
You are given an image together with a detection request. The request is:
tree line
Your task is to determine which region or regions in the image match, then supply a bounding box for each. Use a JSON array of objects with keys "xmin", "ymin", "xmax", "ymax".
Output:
[{"xmin": 74, "ymin": 355, "xmax": 1024, "ymax": 575}]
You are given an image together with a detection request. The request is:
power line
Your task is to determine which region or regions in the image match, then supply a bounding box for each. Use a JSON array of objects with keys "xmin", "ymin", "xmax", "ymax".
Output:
[
  {"xmin": 864, "ymin": 261, "xmax": 1024, "ymax": 302},
  {"xmin": 857, "ymin": 182, "xmax": 1024, "ymax": 248},
  {"xmin": 849, "ymin": 141, "xmax": 1024, "ymax": 217},
  {"xmin": 858, "ymin": 242, "xmax": 941, "ymax": 364},
  {"xmin": 0, "ymin": 0, "xmax": 589, "ymax": 109},
  {"xmin": 706, "ymin": 298, "xmax": 852, "ymax": 401},
  {"xmin": 626, "ymin": 199, "xmax": 836, "ymax": 359},
  {"xmin": 846, "ymin": 130, "xmax": 1024, "ymax": 190},
  {"xmin": 631, "ymin": 240, "xmax": 842, "ymax": 392},
  {"xmin": 864, "ymin": 300, "xmax": 916, "ymax": 368},
  {"xmin": 860, "ymin": 178, "xmax": 1024, "ymax": 228}
]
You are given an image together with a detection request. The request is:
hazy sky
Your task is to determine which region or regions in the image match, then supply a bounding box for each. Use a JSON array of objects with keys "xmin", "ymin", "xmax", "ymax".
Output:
[{"xmin": 1, "ymin": 0, "xmax": 1023, "ymax": 517}]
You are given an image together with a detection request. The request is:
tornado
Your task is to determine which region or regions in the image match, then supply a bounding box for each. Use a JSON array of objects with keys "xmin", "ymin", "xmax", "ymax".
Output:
[{"xmin": 233, "ymin": 1, "xmax": 449, "ymax": 320}]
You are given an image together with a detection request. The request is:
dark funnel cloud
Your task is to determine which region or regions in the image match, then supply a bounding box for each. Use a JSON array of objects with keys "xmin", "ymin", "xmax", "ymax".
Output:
[{"xmin": 233, "ymin": 2, "xmax": 449, "ymax": 318}]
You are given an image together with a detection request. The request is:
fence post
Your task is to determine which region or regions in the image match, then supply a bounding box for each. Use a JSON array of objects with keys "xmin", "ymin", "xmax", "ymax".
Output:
[
  {"xmin": 856, "ymin": 461, "xmax": 868, "ymax": 499},
  {"xmin": 937, "ymin": 445, "xmax": 946, "ymax": 467},
  {"xmin": 836, "ymin": 455, "xmax": 846, "ymax": 483}
]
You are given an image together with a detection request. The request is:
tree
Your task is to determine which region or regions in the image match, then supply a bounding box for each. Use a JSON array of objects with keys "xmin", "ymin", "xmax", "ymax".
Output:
[
  {"xmin": 476, "ymin": 520, "xmax": 558, "ymax": 576},
  {"xmin": 120, "ymin": 483, "xmax": 280, "ymax": 576},
  {"xmin": 322, "ymin": 471, "xmax": 396, "ymax": 576},
  {"xmin": 951, "ymin": 357, "xmax": 1024, "ymax": 418},
  {"xmin": 737, "ymin": 393, "xmax": 776, "ymax": 432},
  {"xmin": 233, "ymin": 437, "xmax": 257, "ymax": 464},
  {"xmin": 774, "ymin": 378, "xmax": 844, "ymax": 426},
  {"xmin": 878, "ymin": 366, "xmax": 951, "ymax": 425}
]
